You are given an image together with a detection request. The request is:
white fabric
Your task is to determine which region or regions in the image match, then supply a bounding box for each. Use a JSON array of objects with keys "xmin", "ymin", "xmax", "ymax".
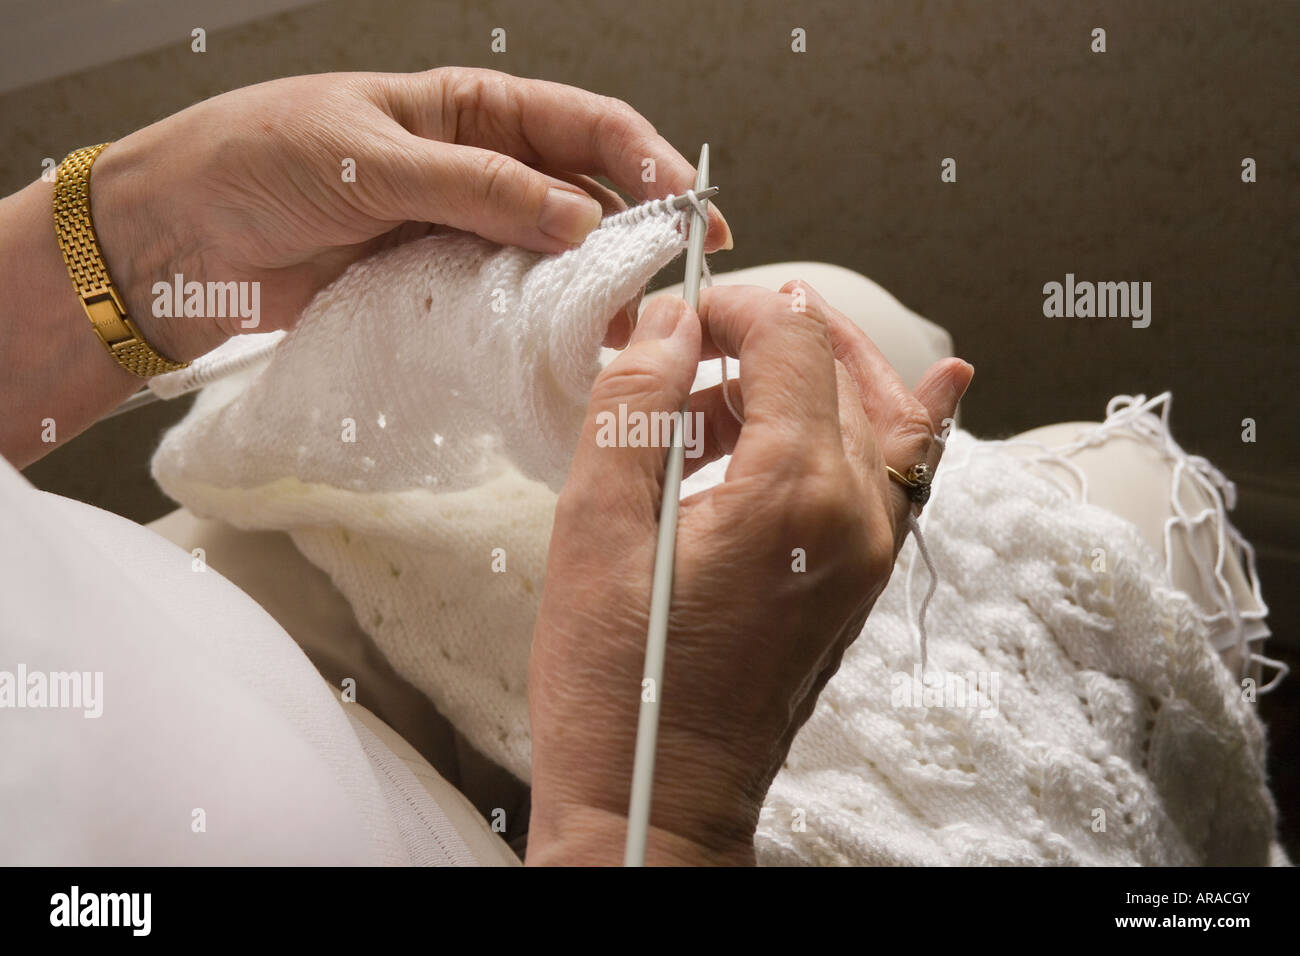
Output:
[
  {"xmin": 0, "ymin": 455, "xmax": 497, "ymax": 866},
  {"xmin": 151, "ymin": 199, "xmax": 1283, "ymax": 865}
]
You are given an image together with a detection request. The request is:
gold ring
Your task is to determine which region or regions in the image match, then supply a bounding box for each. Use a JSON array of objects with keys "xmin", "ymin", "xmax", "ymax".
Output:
[{"xmin": 886, "ymin": 462, "xmax": 932, "ymax": 508}]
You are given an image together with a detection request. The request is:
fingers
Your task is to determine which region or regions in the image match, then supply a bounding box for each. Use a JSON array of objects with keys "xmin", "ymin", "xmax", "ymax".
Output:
[
  {"xmin": 765, "ymin": 280, "xmax": 973, "ymax": 542},
  {"xmin": 477, "ymin": 71, "xmax": 732, "ymax": 251},
  {"xmin": 384, "ymin": 68, "xmax": 733, "ymax": 252},
  {"xmin": 537, "ymin": 169, "xmax": 627, "ymax": 217},
  {"xmin": 912, "ymin": 358, "xmax": 974, "ymax": 448},
  {"xmin": 372, "ymin": 137, "xmax": 603, "ymax": 253},
  {"xmin": 681, "ymin": 356, "xmax": 876, "ymax": 485},
  {"xmin": 563, "ymin": 298, "xmax": 702, "ymax": 521},
  {"xmin": 830, "ymin": 357, "xmax": 878, "ymax": 479},
  {"xmin": 870, "ymin": 356, "xmax": 972, "ymax": 541},
  {"xmin": 783, "ymin": 280, "xmax": 916, "ymax": 433},
  {"xmin": 604, "ymin": 288, "xmax": 643, "ymax": 350},
  {"xmin": 679, "ymin": 380, "xmax": 745, "ymax": 479},
  {"xmin": 693, "ymin": 285, "xmax": 846, "ymax": 481}
]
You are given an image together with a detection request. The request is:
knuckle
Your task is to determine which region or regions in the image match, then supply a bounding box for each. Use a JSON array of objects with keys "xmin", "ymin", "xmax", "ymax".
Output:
[
  {"xmin": 780, "ymin": 293, "xmax": 831, "ymax": 336},
  {"xmin": 599, "ymin": 94, "xmax": 640, "ymax": 125},
  {"xmin": 424, "ymin": 65, "xmax": 470, "ymax": 106},
  {"xmin": 785, "ymin": 465, "xmax": 856, "ymax": 534},
  {"xmin": 894, "ymin": 396, "xmax": 936, "ymax": 450},
  {"xmin": 437, "ymin": 67, "xmax": 518, "ymax": 132},
  {"xmin": 781, "ymin": 278, "xmax": 818, "ymax": 306},
  {"xmin": 448, "ymin": 65, "xmax": 508, "ymax": 97},
  {"xmin": 602, "ymin": 93, "xmax": 631, "ymax": 113},
  {"xmin": 593, "ymin": 95, "xmax": 654, "ymax": 150},
  {"xmin": 421, "ymin": 64, "xmax": 453, "ymax": 86},
  {"xmin": 474, "ymin": 150, "xmax": 518, "ymax": 203},
  {"xmin": 590, "ymin": 356, "xmax": 672, "ymax": 408}
]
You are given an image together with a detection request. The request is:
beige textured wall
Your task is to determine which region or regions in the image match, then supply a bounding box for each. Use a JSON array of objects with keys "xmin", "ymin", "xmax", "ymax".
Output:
[
  {"xmin": 6, "ymin": 0, "xmax": 1295, "ymax": 512},
  {"xmin": 4, "ymin": 0, "xmax": 1298, "ymax": 836}
]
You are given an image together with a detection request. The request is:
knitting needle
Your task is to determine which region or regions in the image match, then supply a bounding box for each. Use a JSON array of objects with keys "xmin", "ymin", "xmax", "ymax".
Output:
[
  {"xmin": 102, "ymin": 190, "xmax": 723, "ymax": 424},
  {"xmin": 624, "ymin": 144, "xmax": 710, "ymax": 867},
  {"xmin": 665, "ymin": 185, "xmax": 718, "ymax": 211},
  {"xmin": 101, "ymin": 189, "xmax": 722, "ymax": 423}
]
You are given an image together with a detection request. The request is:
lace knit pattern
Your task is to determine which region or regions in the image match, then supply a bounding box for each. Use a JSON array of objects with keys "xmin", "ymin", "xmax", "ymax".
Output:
[{"xmin": 757, "ymin": 430, "xmax": 1280, "ymax": 865}]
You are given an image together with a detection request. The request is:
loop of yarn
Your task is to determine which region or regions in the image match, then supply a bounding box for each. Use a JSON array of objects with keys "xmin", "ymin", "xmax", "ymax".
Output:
[
  {"xmin": 911, "ymin": 392, "xmax": 1284, "ymax": 693},
  {"xmin": 600, "ymin": 189, "xmax": 709, "ymax": 233},
  {"xmin": 907, "ymin": 433, "xmax": 947, "ymax": 673},
  {"xmin": 695, "ymin": 251, "xmax": 747, "ymax": 427}
]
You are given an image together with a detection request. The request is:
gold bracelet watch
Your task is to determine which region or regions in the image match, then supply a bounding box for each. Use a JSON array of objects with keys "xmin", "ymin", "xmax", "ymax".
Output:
[{"xmin": 52, "ymin": 143, "xmax": 188, "ymax": 378}]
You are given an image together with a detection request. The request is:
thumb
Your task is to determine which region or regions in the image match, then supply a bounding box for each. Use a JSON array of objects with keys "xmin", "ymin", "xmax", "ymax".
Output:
[
  {"xmin": 563, "ymin": 298, "xmax": 702, "ymax": 516},
  {"xmin": 912, "ymin": 358, "xmax": 974, "ymax": 443},
  {"xmin": 377, "ymin": 137, "xmax": 604, "ymax": 252}
]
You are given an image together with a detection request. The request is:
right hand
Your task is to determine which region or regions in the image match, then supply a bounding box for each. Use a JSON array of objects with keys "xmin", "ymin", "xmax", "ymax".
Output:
[{"xmin": 527, "ymin": 281, "xmax": 973, "ymax": 864}]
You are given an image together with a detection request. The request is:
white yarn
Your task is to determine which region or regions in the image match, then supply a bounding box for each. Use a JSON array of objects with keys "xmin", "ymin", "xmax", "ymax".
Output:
[
  {"xmin": 907, "ymin": 511, "xmax": 937, "ymax": 674},
  {"xmin": 152, "ymin": 203, "xmax": 1284, "ymax": 866},
  {"xmin": 960, "ymin": 393, "xmax": 1283, "ymax": 692}
]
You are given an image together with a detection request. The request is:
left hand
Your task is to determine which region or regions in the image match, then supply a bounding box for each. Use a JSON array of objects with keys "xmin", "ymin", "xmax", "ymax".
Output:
[{"xmin": 90, "ymin": 67, "xmax": 732, "ymax": 361}]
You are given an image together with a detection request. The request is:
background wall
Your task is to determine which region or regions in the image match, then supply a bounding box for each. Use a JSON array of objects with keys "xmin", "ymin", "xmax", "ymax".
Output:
[{"xmin": 3, "ymin": 0, "xmax": 1296, "ymax": 854}]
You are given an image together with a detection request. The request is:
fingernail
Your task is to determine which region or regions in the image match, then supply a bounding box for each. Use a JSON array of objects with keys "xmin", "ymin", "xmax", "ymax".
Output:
[
  {"xmin": 715, "ymin": 207, "xmax": 734, "ymax": 251},
  {"xmin": 539, "ymin": 187, "xmax": 603, "ymax": 245},
  {"xmin": 603, "ymin": 310, "xmax": 632, "ymax": 350},
  {"xmin": 634, "ymin": 299, "xmax": 686, "ymax": 341},
  {"xmin": 610, "ymin": 301, "xmax": 638, "ymax": 348},
  {"xmin": 955, "ymin": 360, "xmax": 974, "ymax": 401}
]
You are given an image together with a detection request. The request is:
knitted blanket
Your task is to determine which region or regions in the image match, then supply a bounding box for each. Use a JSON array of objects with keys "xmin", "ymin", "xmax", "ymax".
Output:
[{"xmin": 151, "ymin": 199, "xmax": 1284, "ymax": 865}]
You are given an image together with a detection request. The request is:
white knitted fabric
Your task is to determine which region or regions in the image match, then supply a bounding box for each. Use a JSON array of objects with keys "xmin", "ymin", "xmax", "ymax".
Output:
[
  {"xmin": 153, "ymin": 200, "xmax": 691, "ymax": 782},
  {"xmin": 759, "ymin": 425, "xmax": 1281, "ymax": 866},
  {"xmin": 152, "ymin": 202, "xmax": 1284, "ymax": 866}
]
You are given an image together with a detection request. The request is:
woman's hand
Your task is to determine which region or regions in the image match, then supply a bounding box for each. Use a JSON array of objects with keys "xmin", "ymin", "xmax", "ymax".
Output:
[
  {"xmin": 92, "ymin": 67, "xmax": 732, "ymax": 361},
  {"xmin": 1, "ymin": 67, "xmax": 730, "ymax": 466},
  {"xmin": 526, "ymin": 281, "xmax": 972, "ymax": 865}
]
